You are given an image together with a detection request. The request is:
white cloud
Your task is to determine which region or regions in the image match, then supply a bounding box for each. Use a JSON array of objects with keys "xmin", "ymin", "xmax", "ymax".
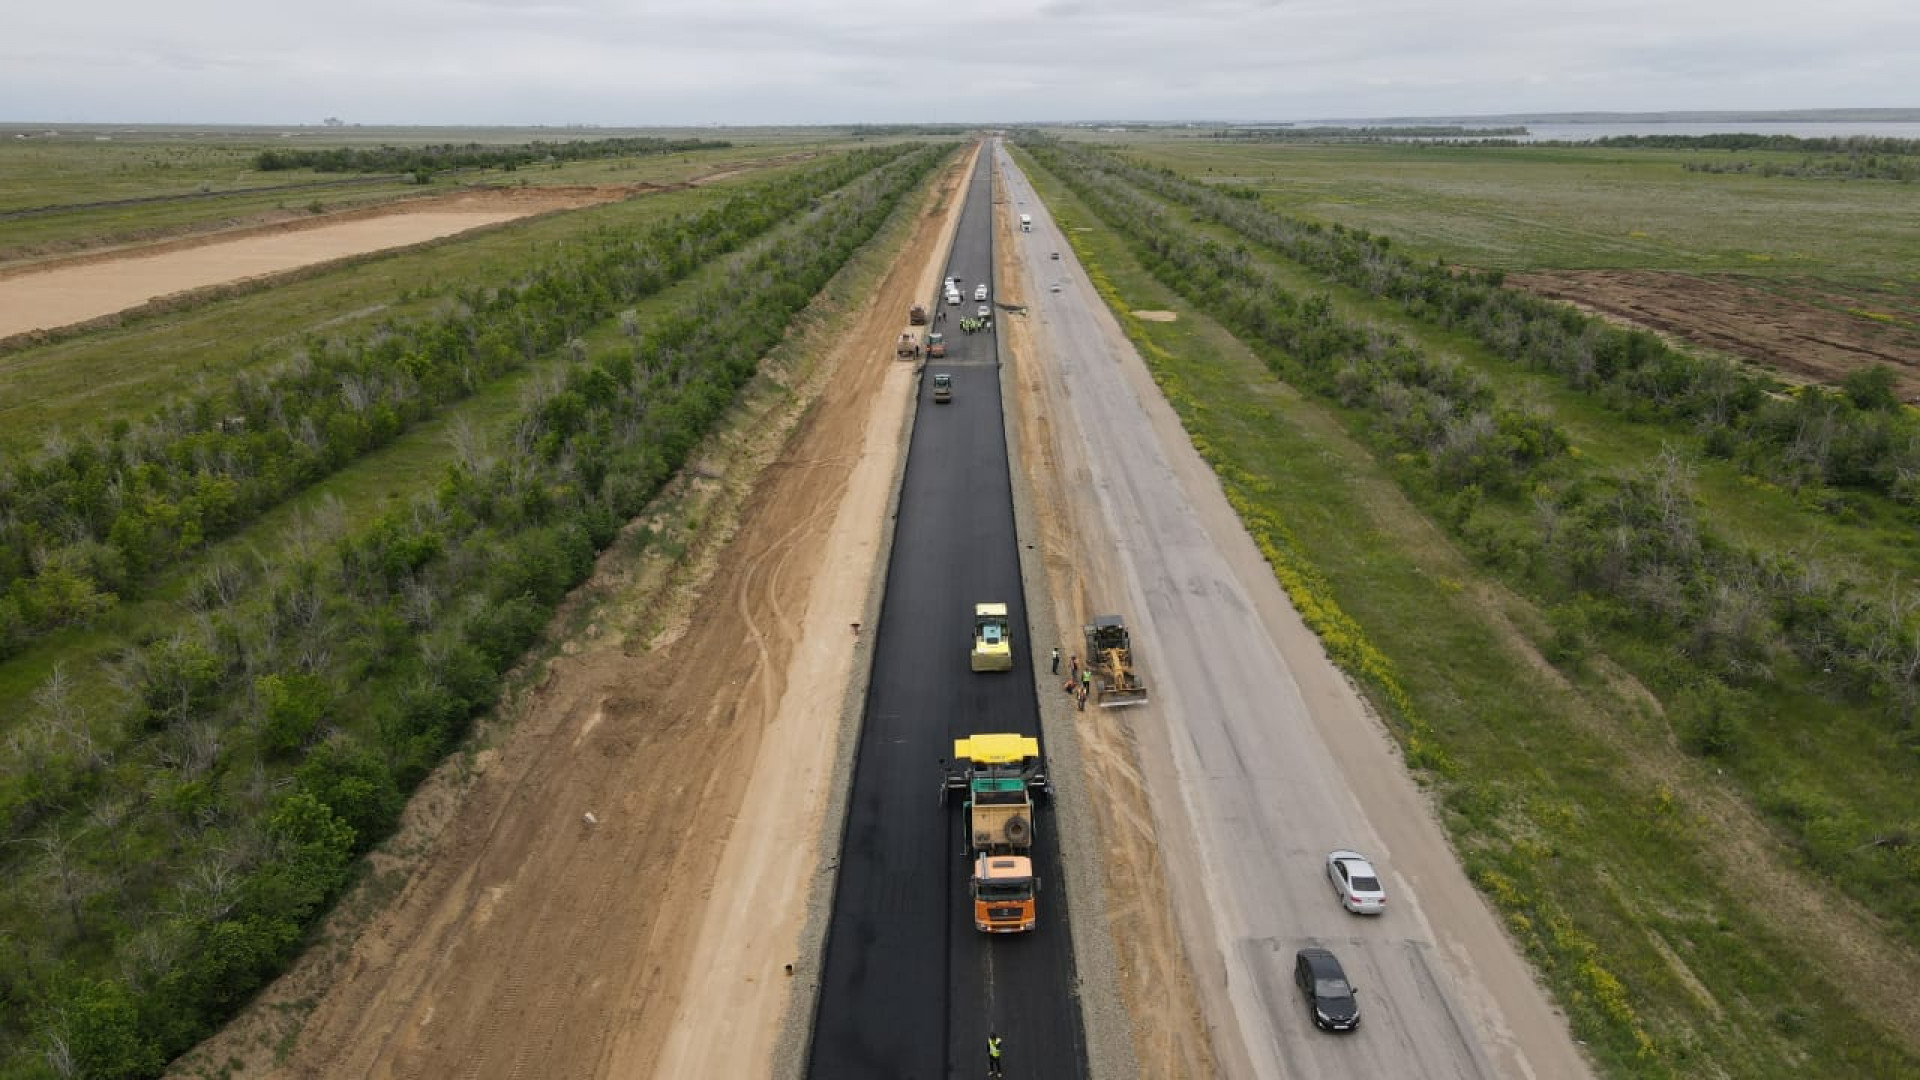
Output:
[{"xmin": 0, "ymin": 0, "xmax": 1913, "ymax": 123}]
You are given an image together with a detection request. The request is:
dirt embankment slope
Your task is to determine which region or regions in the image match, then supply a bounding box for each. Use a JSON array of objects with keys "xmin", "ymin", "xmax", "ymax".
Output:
[{"xmin": 174, "ymin": 152, "xmax": 968, "ymax": 1080}]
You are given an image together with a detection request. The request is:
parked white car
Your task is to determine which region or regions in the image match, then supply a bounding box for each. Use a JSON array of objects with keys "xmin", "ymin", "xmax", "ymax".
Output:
[
  {"xmin": 974, "ymin": 284, "xmax": 988, "ymax": 301},
  {"xmin": 1326, "ymin": 850, "xmax": 1387, "ymax": 914}
]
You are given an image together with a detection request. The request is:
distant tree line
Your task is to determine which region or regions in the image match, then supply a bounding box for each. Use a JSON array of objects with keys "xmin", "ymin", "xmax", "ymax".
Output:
[
  {"xmin": 846, "ymin": 124, "xmax": 972, "ymax": 138},
  {"xmin": 252, "ymin": 136, "xmax": 731, "ymax": 175},
  {"xmin": 1584, "ymin": 133, "xmax": 1920, "ymax": 155},
  {"xmin": 0, "ymin": 142, "xmax": 948, "ymax": 1078},
  {"xmin": 1682, "ymin": 155, "xmax": 1920, "ymax": 182}
]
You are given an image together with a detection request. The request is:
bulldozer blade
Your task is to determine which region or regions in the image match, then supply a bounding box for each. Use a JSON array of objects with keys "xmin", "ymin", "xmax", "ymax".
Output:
[{"xmin": 1098, "ymin": 689, "xmax": 1149, "ymax": 708}]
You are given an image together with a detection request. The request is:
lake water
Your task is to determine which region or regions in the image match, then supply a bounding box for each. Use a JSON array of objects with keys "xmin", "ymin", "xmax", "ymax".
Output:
[{"xmin": 1516, "ymin": 122, "xmax": 1920, "ymax": 142}]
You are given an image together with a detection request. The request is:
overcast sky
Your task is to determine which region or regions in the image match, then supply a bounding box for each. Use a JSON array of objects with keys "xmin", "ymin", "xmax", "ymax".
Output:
[{"xmin": 5, "ymin": 0, "xmax": 1915, "ymax": 126}]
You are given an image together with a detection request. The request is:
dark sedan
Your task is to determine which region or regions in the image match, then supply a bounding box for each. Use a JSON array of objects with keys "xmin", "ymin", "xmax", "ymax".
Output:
[{"xmin": 1295, "ymin": 947, "xmax": 1361, "ymax": 1032}]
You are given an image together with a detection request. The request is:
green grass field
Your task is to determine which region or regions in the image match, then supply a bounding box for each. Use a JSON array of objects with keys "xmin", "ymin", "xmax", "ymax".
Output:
[
  {"xmin": 1094, "ymin": 137, "xmax": 1920, "ymax": 289},
  {"xmin": 0, "ymin": 128, "xmax": 854, "ymax": 256}
]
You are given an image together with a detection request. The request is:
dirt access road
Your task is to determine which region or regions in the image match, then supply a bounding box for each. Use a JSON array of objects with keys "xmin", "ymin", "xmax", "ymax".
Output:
[
  {"xmin": 994, "ymin": 143, "xmax": 1594, "ymax": 1080},
  {"xmin": 176, "ymin": 154, "xmax": 972, "ymax": 1078}
]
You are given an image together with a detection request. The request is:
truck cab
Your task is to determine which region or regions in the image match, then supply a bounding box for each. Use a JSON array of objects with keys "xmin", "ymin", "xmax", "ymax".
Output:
[{"xmin": 973, "ymin": 854, "xmax": 1037, "ymax": 933}]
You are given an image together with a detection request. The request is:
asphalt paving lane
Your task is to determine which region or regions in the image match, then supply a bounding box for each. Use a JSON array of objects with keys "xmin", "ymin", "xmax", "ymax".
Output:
[{"xmin": 808, "ymin": 147, "xmax": 1089, "ymax": 1080}]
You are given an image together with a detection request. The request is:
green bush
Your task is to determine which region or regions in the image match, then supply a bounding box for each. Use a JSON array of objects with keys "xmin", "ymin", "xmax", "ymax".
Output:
[{"xmin": 1673, "ymin": 679, "xmax": 1750, "ymax": 758}]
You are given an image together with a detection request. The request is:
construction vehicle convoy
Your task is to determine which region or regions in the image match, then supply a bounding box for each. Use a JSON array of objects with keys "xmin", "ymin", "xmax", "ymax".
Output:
[
  {"xmin": 971, "ymin": 602, "xmax": 1013, "ymax": 672},
  {"xmin": 942, "ymin": 733, "xmax": 1049, "ymax": 933},
  {"xmin": 1083, "ymin": 614, "xmax": 1149, "ymax": 707}
]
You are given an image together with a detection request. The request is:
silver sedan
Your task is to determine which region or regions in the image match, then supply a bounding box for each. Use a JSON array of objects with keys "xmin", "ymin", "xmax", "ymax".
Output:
[{"xmin": 1326, "ymin": 850, "xmax": 1387, "ymax": 914}]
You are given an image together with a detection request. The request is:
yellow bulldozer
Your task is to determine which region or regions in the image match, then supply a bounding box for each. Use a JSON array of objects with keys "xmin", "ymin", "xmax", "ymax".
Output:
[{"xmin": 1083, "ymin": 615, "xmax": 1148, "ymax": 707}]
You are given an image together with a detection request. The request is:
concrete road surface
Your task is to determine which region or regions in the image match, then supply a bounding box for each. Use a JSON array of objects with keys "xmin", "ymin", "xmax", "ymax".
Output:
[
  {"xmin": 994, "ymin": 142, "xmax": 1594, "ymax": 1080},
  {"xmin": 807, "ymin": 148, "xmax": 1089, "ymax": 1080}
]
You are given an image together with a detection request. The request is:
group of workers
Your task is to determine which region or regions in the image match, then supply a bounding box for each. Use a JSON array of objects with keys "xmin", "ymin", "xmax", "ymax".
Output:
[
  {"xmin": 1053, "ymin": 647, "xmax": 1093, "ymax": 710},
  {"xmin": 959, "ymin": 315, "xmax": 992, "ymax": 334}
]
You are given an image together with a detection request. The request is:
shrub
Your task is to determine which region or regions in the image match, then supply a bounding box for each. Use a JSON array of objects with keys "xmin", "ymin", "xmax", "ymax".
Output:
[{"xmin": 1673, "ymin": 679, "xmax": 1750, "ymax": 758}]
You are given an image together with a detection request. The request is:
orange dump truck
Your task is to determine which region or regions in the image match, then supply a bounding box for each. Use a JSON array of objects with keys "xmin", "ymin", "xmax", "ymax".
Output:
[{"xmin": 942, "ymin": 733, "xmax": 1049, "ymax": 933}]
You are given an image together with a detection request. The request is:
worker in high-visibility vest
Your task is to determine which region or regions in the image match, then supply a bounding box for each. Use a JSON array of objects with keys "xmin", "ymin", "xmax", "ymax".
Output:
[{"xmin": 987, "ymin": 1032, "xmax": 1004, "ymax": 1077}]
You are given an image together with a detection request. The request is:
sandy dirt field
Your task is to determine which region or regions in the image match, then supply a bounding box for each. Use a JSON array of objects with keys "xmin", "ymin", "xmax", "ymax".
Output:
[
  {"xmin": 174, "ymin": 156, "xmax": 973, "ymax": 1079},
  {"xmin": 1509, "ymin": 269, "xmax": 1920, "ymax": 402},
  {"xmin": 0, "ymin": 210, "xmax": 526, "ymax": 338},
  {"xmin": 0, "ymin": 186, "xmax": 651, "ymax": 341}
]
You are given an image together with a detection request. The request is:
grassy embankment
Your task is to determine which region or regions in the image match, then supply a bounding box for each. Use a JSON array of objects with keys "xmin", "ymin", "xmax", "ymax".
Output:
[{"xmin": 1013, "ymin": 139, "xmax": 1920, "ymax": 1079}]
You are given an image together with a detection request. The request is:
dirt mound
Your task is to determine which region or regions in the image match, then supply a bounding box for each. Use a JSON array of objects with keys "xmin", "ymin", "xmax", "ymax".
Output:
[{"xmin": 1509, "ymin": 269, "xmax": 1920, "ymax": 402}]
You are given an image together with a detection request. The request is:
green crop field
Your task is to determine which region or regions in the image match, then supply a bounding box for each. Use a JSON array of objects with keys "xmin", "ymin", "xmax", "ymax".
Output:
[{"xmin": 1015, "ymin": 134, "xmax": 1920, "ymax": 1078}]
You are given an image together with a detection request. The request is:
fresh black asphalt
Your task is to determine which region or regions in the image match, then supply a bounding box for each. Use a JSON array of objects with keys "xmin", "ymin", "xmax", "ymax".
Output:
[{"xmin": 806, "ymin": 148, "xmax": 1090, "ymax": 1080}]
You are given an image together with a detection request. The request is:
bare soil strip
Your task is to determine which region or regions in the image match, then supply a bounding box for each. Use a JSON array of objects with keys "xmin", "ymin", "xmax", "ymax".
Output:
[
  {"xmin": 0, "ymin": 210, "xmax": 534, "ymax": 339},
  {"xmin": 0, "ymin": 155, "xmax": 821, "ymax": 342},
  {"xmin": 1510, "ymin": 269, "xmax": 1920, "ymax": 401}
]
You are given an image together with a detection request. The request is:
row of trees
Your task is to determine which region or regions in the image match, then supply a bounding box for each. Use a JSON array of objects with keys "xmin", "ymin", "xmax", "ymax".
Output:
[
  {"xmin": 1019, "ymin": 135, "xmax": 1920, "ymax": 951},
  {"xmin": 1584, "ymin": 133, "xmax": 1920, "ymax": 155},
  {"xmin": 0, "ymin": 145, "xmax": 921, "ymax": 665},
  {"xmin": 251, "ymin": 136, "xmax": 730, "ymax": 175},
  {"xmin": 1683, "ymin": 156, "xmax": 1920, "ymax": 182},
  {"xmin": 0, "ymin": 144, "xmax": 949, "ymax": 1078}
]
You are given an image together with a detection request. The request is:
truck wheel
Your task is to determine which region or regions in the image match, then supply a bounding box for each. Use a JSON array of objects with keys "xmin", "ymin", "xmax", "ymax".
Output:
[{"xmin": 1004, "ymin": 816, "xmax": 1031, "ymax": 846}]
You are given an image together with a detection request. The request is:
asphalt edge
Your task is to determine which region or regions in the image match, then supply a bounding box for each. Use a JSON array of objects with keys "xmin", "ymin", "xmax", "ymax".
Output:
[
  {"xmin": 991, "ymin": 141, "xmax": 1137, "ymax": 1080},
  {"xmin": 770, "ymin": 141, "xmax": 976, "ymax": 1080}
]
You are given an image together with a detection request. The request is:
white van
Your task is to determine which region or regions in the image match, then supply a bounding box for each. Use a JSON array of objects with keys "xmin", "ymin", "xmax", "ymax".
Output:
[{"xmin": 974, "ymin": 284, "xmax": 988, "ymax": 301}]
